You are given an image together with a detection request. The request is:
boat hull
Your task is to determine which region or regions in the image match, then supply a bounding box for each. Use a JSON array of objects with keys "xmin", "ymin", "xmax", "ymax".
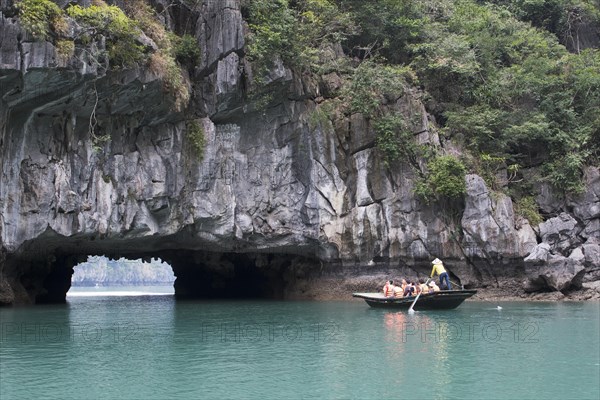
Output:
[{"xmin": 353, "ymin": 290, "xmax": 477, "ymax": 310}]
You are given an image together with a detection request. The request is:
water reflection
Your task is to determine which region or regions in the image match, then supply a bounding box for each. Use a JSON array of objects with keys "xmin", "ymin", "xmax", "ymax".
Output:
[
  {"xmin": 381, "ymin": 310, "xmax": 464, "ymax": 396},
  {"xmin": 383, "ymin": 311, "xmax": 437, "ymax": 345}
]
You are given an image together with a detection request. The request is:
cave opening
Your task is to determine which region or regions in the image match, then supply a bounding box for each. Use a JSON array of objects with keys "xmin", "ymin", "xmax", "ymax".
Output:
[
  {"xmin": 25, "ymin": 247, "xmax": 318, "ymax": 304},
  {"xmin": 166, "ymin": 251, "xmax": 308, "ymax": 300},
  {"xmin": 67, "ymin": 256, "xmax": 176, "ymax": 296}
]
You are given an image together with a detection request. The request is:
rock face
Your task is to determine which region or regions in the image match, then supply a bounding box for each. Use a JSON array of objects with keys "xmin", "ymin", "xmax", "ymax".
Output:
[{"xmin": 1, "ymin": 0, "xmax": 599, "ymax": 304}]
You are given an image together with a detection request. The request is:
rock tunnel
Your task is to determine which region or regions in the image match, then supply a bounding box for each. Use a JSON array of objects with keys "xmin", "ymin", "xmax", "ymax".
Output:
[{"xmin": 0, "ymin": 233, "xmax": 327, "ymax": 305}]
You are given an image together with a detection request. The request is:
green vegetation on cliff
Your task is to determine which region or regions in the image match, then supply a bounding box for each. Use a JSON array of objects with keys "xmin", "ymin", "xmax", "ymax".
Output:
[
  {"xmin": 14, "ymin": 0, "xmax": 598, "ymax": 208},
  {"xmin": 186, "ymin": 120, "xmax": 206, "ymax": 160},
  {"xmin": 244, "ymin": 0, "xmax": 599, "ymax": 203},
  {"xmin": 16, "ymin": 0, "xmax": 198, "ymax": 112},
  {"xmin": 15, "ymin": 0, "xmax": 66, "ymax": 40},
  {"xmin": 66, "ymin": 2, "xmax": 146, "ymax": 67},
  {"xmin": 415, "ymin": 155, "xmax": 468, "ymax": 202},
  {"xmin": 242, "ymin": 0, "xmax": 357, "ymax": 84}
]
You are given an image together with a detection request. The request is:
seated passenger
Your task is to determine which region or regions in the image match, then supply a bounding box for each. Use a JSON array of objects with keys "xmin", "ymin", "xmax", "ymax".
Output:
[
  {"xmin": 414, "ymin": 281, "xmax": 422, "ymax": 296},
  {"xmin": 393, "ymin": 284, "xmax": 404, "ymax": 298},
  {"xmin": 383, "ymin": 280, "xmax": 395, "ymax": 297},
  {"xmin": 428, "ymin": 281, "xmax": 440, "ymax": 292},
  {"xmin": 419, "ymin": 279, "xmax": 429, "ymax": 294},
  {"xmin": 403, "ymin": 282, "xmax": 415, "ymax": 297},
  {"xmin": 400, "ymin": 279, "xmax": 408, "ymax": 292}
]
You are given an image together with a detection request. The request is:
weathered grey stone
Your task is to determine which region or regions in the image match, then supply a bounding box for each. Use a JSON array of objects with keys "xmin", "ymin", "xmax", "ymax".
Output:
[
  {"xmin": 0, "ymin": 0, "xmax": 15, "ymax": 12},
  {"xmin": 582, "ymin": 237, "xmax": 600, "ymax": 268},
  {"xmin": 321, "ymin": 72, "xmax": 343, "ymax": 97},
  {"xmin": 461, "ymin": 174, "xmax": 536, "ymax": 258},
  {"xmin": 582, "ymin": 280, "xmax": 600, "ymax": 294},
  {"xmin": 0, "ymin": 13, "xmax": 20, "ymax": 71},
  {"xmin": 536, "ymin": 182, "xmax": 564, "ymax": 215},
  {"xmin": 581, "ymin": 218, "xmax": 600, "ymax": 240},
  {"xmin": 55, "ymin": 0, "xmax": 92, "ymax": 8},
  {"xmin": 569, "ymin": 247, "xmax": 585, "ymax": 262},
  {"xmin": 538, "ymin": 212, "xmax": 581, "ymax": 254},
  {"xmin": 21, "ymin": 41, "xmax": 57, "ymax": 72},
  {"xmin": 524, "ymin": 243, "xmax": 552, "ymax": 264},
  {"xmin": 354, "ymin": 150, "xmax": 374, "ymax": 207},
  {"xmin": 526, "ymin": 254, "xmax": 586, "ymax": 292},
  {"xmin": 198, "ymin": 0, "xmax": 244, "ymax": 71},
  {"xmin": 348, "ymin": 113, "xmax": 372, "ymax": 153},
  {"xmin": 570, "ymin": 167, "xmax": 600, "ymax": 221}
]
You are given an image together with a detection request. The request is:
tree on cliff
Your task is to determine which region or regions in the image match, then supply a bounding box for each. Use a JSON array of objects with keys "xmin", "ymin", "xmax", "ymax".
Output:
[
  {"xmin": 12, "ymin": 0, "xmax": 599, "ymax": 213},
  {"xmin": 244, "ymin": 0, "xmax": 599, "ymax": 204}
]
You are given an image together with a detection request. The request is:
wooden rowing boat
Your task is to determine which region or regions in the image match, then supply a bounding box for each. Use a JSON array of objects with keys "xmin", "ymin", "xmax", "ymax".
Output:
[{"xmin": 353, "ymin": 290, "xmax": 477, "ymax": 310}]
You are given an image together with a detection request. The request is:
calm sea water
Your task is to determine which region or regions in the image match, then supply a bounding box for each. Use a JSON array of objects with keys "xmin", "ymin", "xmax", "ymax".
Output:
[{"xmin": 1, "ymin": 288, "xmax": 598, "ymax": 400}]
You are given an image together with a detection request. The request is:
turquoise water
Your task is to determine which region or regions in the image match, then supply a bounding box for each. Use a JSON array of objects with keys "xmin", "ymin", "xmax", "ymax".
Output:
[{"xmin": 1, "ymin": 291, "xmax": 598, "ymax": 400}]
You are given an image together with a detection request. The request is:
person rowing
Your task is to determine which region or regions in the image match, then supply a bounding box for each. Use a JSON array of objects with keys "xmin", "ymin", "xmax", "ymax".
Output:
[{"xmin": 430, "ymin": 258, "xmax": 452, "ymax": 290}]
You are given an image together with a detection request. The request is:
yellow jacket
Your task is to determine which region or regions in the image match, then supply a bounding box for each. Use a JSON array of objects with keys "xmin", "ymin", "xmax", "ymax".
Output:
[{"xmin": 430, "ymin": 263, "xmax": 446, "ymax": 277}]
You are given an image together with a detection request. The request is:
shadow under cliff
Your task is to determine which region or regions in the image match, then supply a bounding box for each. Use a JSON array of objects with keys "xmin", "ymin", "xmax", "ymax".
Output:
[{"xmin": 1, "ymin": 231, "xmax": 337, "ymax": 304}]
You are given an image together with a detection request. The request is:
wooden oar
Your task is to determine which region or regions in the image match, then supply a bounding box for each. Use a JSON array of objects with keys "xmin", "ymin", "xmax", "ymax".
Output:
[{"xmin": 408, "ymin": 279, "xmax": 430, "ymax": 314}]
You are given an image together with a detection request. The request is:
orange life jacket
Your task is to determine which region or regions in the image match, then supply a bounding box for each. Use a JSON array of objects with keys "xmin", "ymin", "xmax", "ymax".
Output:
[{"xmin": 383, "ymin": 283, "xmax": 393, "ymax": 297}]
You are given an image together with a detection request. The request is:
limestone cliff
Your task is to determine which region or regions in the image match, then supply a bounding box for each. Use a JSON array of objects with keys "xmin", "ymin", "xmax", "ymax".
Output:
[{"xmin": 1, "ymin": 0, "xmax": 598, "ymax": 304}]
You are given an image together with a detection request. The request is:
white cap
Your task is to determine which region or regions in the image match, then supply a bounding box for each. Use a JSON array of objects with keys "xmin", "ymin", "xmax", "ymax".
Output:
[{"xmin": 432, "ymin": 258, "xmax": 442, "ymax": 264}]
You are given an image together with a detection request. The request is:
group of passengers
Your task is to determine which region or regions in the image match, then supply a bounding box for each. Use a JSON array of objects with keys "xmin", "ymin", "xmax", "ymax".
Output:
[
  {"xmin": 382, "ymin": 278, "xmax": 440, "ymax": 298},
  {"xmin": 382, "ymin": 257, "xmax": 452, "ymax": 298}
]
